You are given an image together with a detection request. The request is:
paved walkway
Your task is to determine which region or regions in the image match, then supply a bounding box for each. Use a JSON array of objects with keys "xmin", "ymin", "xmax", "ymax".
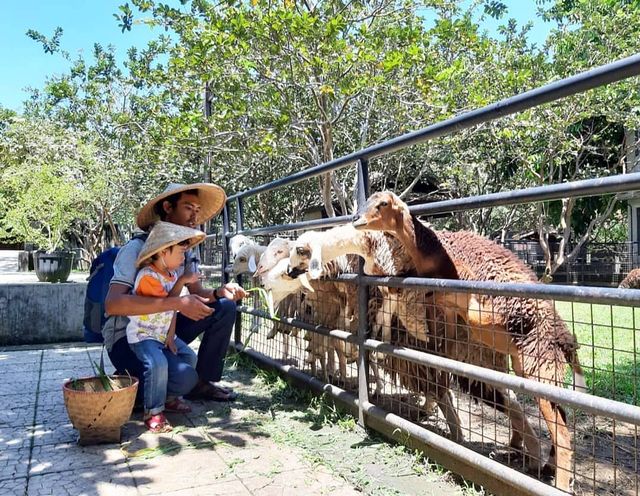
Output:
[
  {"xmin": 0, "ymin": 250, "xmax": 86, "ymax": 283},
  {"xmin": 0, "ymin": 344, "xmax": 359, "ymax": 496}
]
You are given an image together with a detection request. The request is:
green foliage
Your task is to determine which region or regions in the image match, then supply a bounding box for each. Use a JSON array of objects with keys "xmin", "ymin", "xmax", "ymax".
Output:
[{"xmin": 7, "ymin": 0, "xmax": 639, "ymax": 267}]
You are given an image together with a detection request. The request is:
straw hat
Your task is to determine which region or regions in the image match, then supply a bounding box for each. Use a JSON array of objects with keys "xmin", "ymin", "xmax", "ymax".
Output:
[
  {"xmin": 136, "ymin": 183, "xmax": 226, "ymax": 231},
  {"xmin": 135, "ymin": 221, "xmax": 206, "ymax": 268}
]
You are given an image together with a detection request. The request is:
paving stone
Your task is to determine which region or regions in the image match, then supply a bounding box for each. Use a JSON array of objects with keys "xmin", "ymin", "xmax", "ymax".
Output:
[
  {"xmin": 29, "ymin": 442, "xmax": 126, "ymax": 476},
  {"xmin": 149, "ymin": 479, "xmax": 251, "ymax": 496},
  {"xmin": 0, "ymin": 350, "xmax": 42, "ymax": 364},
  {"xmin": 35, "ymin": 398, "xmax": 70, "ymax": 426},
  {"xmin": 3, "ymin": 370, "xmax": 41, "ymax": 386},
  {"xmin": 0, "ymin": 379, "xmax": 38, "ymax": 396},
  {"xmin": 31, "ymin": 421, "xmax": 79, "ymax": 446},
  {"xmin": 0, "ymin": 397, "xmax": 35, "ymax": 428},
  {"xmin": 241, "ymin": 466, "xmax": 359, "ymax": 496},
  {"xmin": 39, "ymin": 378, "xmax": 73, "ymax": 393},
  {"xmin": 0, "ymin": 425, "xmax": 32, "ymax": 450},
  {"xmin": 129, "ymin": 445, "xmax": 235, "ymax": 495},
  {"xmin": 213, "ymin": 439, "xmax": 307, "ymax": 479},
  {"xmin": 27, "ymin": 465, "xmax": 139, "ymax": 496},
  {"xmin": 0, "ymin": 446, "xmax": 29, "ymax": 481},
  {"xmin": 0, "ymin": 476, "xmax": 27, "ymax": 495}
]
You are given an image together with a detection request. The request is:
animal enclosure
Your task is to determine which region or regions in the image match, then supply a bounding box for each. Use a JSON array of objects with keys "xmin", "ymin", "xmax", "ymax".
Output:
[{"xmin": 215, "ymin": 55, "xmax": 640, "ymax": 496}]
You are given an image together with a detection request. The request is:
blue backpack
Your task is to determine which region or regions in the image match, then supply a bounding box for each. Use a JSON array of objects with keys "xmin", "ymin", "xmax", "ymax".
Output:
[
  {"xmin": 83, "ymin": 233, "xmax": 149, "ymax": 343},
  {"xmin": 83, "ymin": 247, "xmax": 120, "ymax": 343}
]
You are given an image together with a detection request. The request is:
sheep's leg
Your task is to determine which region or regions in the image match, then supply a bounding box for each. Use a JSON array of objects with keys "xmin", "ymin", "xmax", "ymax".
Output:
[
  {"xmin": 335, "ymin": 340, "xmax": 348, "ymax": 383},
  {"xmin": 537, "ymin": 398, "xmax": 573, "ymax": 492},
  {"xmin": 434, "ymin": 382, "xmax": 463, "ymax": 443},
  {"xmin": 282, "ymin": 331, "xmax": 290, "ymax": 362},
  {"xmin": 501, "ymin": 389, "xmax": 542, "ymax": 471}
]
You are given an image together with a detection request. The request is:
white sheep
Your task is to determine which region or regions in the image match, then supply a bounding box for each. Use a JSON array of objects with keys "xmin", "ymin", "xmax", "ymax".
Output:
[{"xmin": 231, "ymin": 243, "xmax": 267, "ymax": 278}]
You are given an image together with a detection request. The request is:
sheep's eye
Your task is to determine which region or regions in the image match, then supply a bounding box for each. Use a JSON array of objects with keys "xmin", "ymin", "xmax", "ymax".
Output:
[
  {"xmin": 238, "ymin": 257, "xmax": 245, "ymax": 263},
  {"xmin": 378, "ymin": 201, "xmax": 388, "ymax": 208}
]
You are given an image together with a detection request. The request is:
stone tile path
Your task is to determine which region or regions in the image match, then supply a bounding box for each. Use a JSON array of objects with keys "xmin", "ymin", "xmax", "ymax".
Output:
[{"xmin": 0, "ymin": 345, "xmax": 360, "ymax": 496}]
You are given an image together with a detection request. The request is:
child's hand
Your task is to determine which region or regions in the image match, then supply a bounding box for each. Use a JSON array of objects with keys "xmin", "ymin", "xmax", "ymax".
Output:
[
  {"xmin": 165, "ymin": 336, "xmax": 178, "ymax": 355},
  {"xmin": 179, "ymin": 271, "xmax": 201, "ymax": 286}
]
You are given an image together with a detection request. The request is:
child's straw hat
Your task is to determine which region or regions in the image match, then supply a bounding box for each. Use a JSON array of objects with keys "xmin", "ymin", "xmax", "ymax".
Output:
[
  {"xmin": 136, "ymin": 183, "xmax": 226, "ymax": 231},
  {"xmin": 136, "ymin": 221, "xmax": 206, "ymax": 268}
]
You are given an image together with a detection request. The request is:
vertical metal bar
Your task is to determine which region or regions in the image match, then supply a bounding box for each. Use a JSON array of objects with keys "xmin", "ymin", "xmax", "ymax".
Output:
[
  {"xmin": 233, "ymin": 198, "xmax": 245, "ymax": 346},
  {"xmin": 356, "ymin": 158, "xmax": 370, "ymax": 427}
]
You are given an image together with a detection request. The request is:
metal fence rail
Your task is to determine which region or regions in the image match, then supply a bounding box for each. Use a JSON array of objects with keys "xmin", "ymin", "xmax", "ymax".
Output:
[{"xmin": 218, "ymin": 53, "xmax": 640, "ymax": 496}]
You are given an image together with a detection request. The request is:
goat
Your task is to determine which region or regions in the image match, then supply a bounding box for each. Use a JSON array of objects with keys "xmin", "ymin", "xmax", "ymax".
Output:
[{"xmin": 353, "ymin": 191, "xmax": 586, "ymax": 491}]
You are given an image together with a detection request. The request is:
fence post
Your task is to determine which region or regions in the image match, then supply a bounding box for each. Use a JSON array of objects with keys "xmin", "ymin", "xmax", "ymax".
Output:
[
  {"xmin": 356, "ymin": 158, "xmax": 370, "ymax": 427},
  {"xmin": 233, "ymin": 198, "xmax": 245, "ymax": 346}
]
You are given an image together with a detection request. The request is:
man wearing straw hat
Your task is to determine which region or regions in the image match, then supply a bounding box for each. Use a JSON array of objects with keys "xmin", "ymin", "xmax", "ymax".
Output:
[{"xmin": 104, "ymin": 183, "xmax": 246, "ymax": 402}]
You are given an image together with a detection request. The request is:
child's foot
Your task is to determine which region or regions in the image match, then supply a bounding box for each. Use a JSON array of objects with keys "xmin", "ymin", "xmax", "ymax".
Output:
[
  {"xmin": 144, "ymin": 413, "xmax": 172, "ymax": 433},
  {"xmin": 164, "ymin": 397, "xmax": 192, "ymax": 413}
]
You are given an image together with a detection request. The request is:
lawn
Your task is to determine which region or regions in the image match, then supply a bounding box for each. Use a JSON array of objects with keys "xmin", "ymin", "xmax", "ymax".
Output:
[{"xmin": 555, "ymin": 301, "xmax": 640, "ymax": 405}]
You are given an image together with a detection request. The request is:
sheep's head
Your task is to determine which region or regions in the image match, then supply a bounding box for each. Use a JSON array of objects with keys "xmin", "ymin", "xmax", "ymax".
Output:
[
  {"xmin": 288, "ymin": 230, "xmax": 324, "ymax": 279},
  {"xmin": 352, "ymin": 191, "xmax": 407, "ymax": 233},
  {"xmin": 255, "ymin": 238, "xmax": 290, "ymax": 276},
  {"xmin": 260, "ymin": 257, "xmax": 315, "ymax": 304},
  {"xmin": 229, "ymin": 234, "xmax": 254, "ymax": 260},
  {"xmin": 230, "ymin": 244, "xmax": 262, "ymax": 278}
]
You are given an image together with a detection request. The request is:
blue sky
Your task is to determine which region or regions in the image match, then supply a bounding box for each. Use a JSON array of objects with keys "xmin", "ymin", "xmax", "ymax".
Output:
[{"xmin": 0, "ymin": 1, "xmax": 553, "ymax": 113}]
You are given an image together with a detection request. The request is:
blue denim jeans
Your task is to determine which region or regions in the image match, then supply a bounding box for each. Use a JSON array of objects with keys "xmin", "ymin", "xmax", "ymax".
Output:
[
  {"xmin": 129, "ymin": 337, "xmax": 198, "ymax": 415},
  {"xmin": 175, "ymin": 297, "xmax": 236, "ymax": 383}
]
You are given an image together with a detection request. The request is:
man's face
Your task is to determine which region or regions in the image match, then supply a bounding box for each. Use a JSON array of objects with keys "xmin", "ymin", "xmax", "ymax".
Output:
[{"xmin": 163, "ymin": 193, "xmax": 201, "ymax": 228}]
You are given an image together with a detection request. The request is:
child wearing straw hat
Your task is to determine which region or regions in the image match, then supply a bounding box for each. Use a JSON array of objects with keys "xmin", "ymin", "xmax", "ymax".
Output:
[{"xmin": 126, "ymin": 221, "xmax": 206, "ymax": 433}]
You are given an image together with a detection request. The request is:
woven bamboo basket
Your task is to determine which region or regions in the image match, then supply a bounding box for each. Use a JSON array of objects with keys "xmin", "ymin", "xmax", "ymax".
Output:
[{"xmin": 63, "ymin": 376, "xmax": 138, "ymax": 445}]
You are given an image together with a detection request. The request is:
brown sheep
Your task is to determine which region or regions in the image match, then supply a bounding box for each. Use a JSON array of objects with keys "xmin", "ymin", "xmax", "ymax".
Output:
[
  {"xmin": 353, "ymin": 191, "xmax": 586, "ymax": 492},
  {"xmin": 289, "ymin": 225, "xmax": 539, "ymax": 451},
  {"xmin": 619, "ymin": 268, "xmax": 640, "ymax": 289}
]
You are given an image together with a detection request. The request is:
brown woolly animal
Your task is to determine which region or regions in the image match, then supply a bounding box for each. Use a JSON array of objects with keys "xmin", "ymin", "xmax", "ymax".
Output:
[
  {"xmin": 289, "ymin": 225, "xmax": 541, "ymax": 449},
  {"xmin": 353, "ymin": 191, "xmax": 586, "ymax": 492},
  {"xmin": 619, "ymin": 268, "xmax": 640, "ymax": 289}
]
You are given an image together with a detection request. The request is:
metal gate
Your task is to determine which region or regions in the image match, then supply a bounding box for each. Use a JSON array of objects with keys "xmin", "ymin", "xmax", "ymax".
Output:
[{"xmin": 218, "ymin": 54, "xmax": 640, "ymax": 496}]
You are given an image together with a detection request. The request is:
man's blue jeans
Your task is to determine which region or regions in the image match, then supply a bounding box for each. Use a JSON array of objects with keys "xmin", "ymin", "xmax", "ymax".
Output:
[
  {"xmin": 175, "ymin": 297, "xmax": 236, "ymax": 383},
  {"xmin": 129, "ymin": 337, "xmax": 198, "ymax": 415}
]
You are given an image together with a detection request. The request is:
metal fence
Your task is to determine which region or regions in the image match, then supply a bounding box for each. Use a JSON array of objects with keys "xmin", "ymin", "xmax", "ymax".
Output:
[{"xmin": 216, "ymin": 54, "xmax": 640, "ymax": 496}]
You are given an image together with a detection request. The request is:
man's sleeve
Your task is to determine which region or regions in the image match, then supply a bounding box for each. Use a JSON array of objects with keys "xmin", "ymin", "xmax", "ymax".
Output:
[{"xmin": 110, "ymin": 240, "xmax": 144, "ymax": 288}]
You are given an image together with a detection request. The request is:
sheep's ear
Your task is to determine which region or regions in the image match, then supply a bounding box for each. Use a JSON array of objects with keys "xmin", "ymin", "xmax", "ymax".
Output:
[
  {"xmin": 248, "ymin": 255, "xmax": 257, "ymax": 273},
  {"xmin": 309, "ymin": 258, "xmax": 323, "ymax": 279},
  {"xmin": 299, "ymin": 272, "xmax": 315, "ymax": 292}
]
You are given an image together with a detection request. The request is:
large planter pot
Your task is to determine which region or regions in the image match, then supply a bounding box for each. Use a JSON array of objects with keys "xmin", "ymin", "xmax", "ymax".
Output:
[
  {"xmin": 63, "ymin": 376, "xmax": 139, "ymax": 445},
  {"xmin": 34, "ymin": 250, "xmax": 75, "ymax": 283}
]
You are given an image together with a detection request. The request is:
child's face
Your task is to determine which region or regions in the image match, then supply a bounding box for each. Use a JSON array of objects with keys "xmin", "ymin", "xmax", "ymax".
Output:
[{"xmin": 160, "ymin": 241, "xmax": 189, "ymax": 270}]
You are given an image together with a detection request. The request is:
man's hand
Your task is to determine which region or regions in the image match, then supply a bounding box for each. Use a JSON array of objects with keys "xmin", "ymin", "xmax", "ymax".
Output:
[
  {"xmin": 217, "ymin": 282, "xmax": 247, "ymax": 302},
  {"xmin": 178, "ymin": 294, "xmax": 214, "ymax": 320}
]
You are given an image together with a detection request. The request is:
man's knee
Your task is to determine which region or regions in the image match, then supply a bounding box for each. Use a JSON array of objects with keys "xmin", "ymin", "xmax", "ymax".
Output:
[{"xmin": 215, "ymin": 298, "xmax": 237, "ymax": 324}]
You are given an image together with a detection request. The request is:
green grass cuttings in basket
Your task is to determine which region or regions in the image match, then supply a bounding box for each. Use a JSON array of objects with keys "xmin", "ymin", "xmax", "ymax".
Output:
[{"xmin": 246, "ymin": 287, "xmax": 279, "ymax": 321}]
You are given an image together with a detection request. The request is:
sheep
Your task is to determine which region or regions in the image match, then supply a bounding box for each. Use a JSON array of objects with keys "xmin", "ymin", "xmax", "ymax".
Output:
[
  {"xmin": 229, "ymin": 234, "xmax": 254, "ymax": 260},
  {"xmin": 289, "ymin": 225, "xmax": 544, "ymax": 450},
  {"xmin": 231, "ymin": 243, "xmax": 266, "ymax": 278},
  {"xmin": 353, "ymin": 191, "xmax": 586, "ymax": 492},
  {"xmin": 242, "ymin": 238, "xmax": 303, "ymax": 363},
  {"xmin": 619, "ymin": 268, "xmax": 640, "ymax": 289},
  {"xmin": 260, "ymin": 254, "xmax": 385, "ymax": 394}
]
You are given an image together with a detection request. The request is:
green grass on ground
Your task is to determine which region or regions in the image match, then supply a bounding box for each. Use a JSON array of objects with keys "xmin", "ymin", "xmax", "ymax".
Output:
[{"xmin": 555, "ymin": 301, "xmax": 639, "ymax": 405}]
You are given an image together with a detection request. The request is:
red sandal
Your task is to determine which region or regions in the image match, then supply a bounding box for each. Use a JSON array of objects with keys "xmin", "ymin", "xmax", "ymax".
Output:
[
  {"xmin": 144, "ymin": 413, "xmax": 173, "ymax": 433},
  {"xmin": 164, "ymin": 397, "xmax": 192, "ymax": 413}
]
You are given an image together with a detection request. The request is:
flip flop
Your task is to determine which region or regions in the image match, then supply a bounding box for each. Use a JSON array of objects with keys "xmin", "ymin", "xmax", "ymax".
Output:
[
  {"xmin": 164, "ymin": 397, "xmax": 192, "ymax": 413},
  {"xmin": 185, "ymin": 383, "xmax": 237, "ymax": 402}
]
